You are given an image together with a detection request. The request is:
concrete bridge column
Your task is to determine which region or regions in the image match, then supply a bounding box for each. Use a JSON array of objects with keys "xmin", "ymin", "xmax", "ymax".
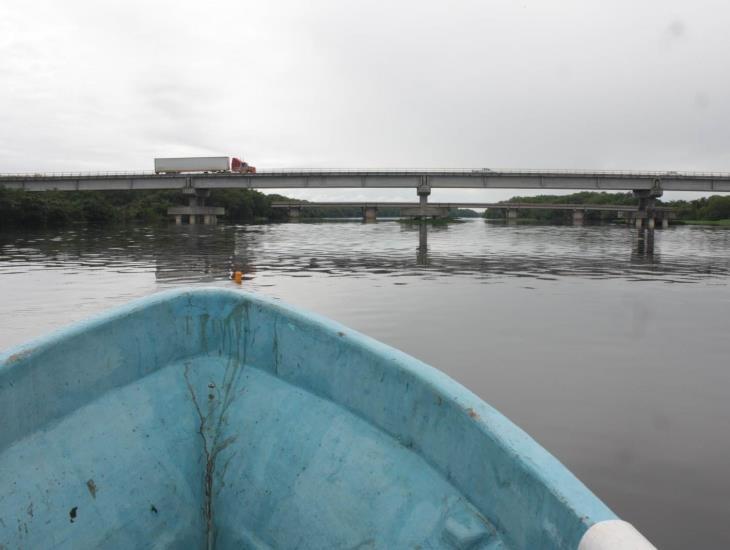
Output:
[
  {"xmin": 186, "ymin": 189, "xmax": 210, "ymax": 208},
  {"xmin": 572, "ymin": 210, "xmax": 585, "ymax": 226},
  {"xmin": 633, "ymin": 183, "xmax": 662, "ymax": 232},
  {"xmin": 288, "ymin": 206, "xmax": 301, "ymax": 220},
  {"xmin": 417, "ymin": 179, "xmax": 431, "ymax": 217},
  {"xmin": 662, "ymin": 217, "xmax": 669, "ymax": 229},
  {"xmin": 168, "ymin": 204, "xmax": 224, "ymax": 224},
  {"xmin": 363, "ymin": 206, "xmax": 377, "ymax": 222},
  {"xmin": 506, "ymin": 209, "xmax": 518, "ymax": 223},
  {"xmin": 186, "ymin": 189, "xmax": 203, "ymax": 225}
]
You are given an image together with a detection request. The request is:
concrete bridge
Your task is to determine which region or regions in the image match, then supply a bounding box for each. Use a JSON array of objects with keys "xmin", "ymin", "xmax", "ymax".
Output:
[
  {"xmin": 2, "ymin": 168, "xmax": 727, "ymax": 225},
  {"xmin": 3, "ymin": 169, "xmax": 730, "ymax": 192},
  {"xmin": 271, "ymin": 201, "xmax": 675, "ymax": 227}
]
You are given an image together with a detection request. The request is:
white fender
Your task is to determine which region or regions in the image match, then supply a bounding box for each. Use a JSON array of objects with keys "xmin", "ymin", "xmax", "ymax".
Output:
[{"xmin": 578, "ymin": 520, "xmax": 657, "ymax": 550}]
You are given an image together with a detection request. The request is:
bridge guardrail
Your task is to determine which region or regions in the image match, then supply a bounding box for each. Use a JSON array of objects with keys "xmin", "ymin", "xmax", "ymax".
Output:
[
  {"xmin": 1, "ymin": 168, "xmax": 730, "ymax": 178},
  {"xmin": 0, "ymin": 171, "xmax": 157, "ymax": 178}
]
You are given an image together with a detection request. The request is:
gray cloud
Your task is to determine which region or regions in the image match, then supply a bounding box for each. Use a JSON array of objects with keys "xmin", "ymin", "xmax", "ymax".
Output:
[
  {"xmin": 667, "ymin": 19, "xmax": 686, "ymax": 38},
  {"xmin": 1, "ymin": 0, "xmax": 728, "ymax": 201}
]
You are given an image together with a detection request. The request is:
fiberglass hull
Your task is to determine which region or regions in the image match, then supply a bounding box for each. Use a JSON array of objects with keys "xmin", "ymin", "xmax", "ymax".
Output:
[{"xmin": 0, "ymin": 289, "xmax": 653, "ymax": 549}]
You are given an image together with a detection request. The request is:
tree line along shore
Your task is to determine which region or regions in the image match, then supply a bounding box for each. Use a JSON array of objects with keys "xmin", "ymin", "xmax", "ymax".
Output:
[
  {"xmin": 482, "ymin": 191, "xmax": 730, "ymax": 224},
  {"xmin": 1, "ymin": 188, "xmax": 729, "ymax": 228}
]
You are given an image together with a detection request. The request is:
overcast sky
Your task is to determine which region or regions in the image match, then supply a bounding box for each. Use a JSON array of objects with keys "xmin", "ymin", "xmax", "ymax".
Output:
[{"xmin": 1, "ymin": 0, "xmax": 728, "ymax": 202}]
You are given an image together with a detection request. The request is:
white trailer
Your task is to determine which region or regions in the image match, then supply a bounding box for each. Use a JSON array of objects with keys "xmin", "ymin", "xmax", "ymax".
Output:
[{"xmin": 154, "ymin": 157, "xmax": 230, "ymax": 174}]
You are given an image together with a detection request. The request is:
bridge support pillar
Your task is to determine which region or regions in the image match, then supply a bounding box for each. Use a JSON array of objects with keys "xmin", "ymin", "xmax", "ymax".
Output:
[
  {"xmin": 167, "ymin": 188, "xmax": 225, "ymax": 225},
  {"xmin": 363, "ymin": 206, "xmax": 377, "ymax": 222},
  {"xmin": 416, "ymin": 180, "xmax": 431, "ymax": 217},
  {"xmin": 662, "ymin": 217, "xmax": 669, "ymax": 229},
  {"xmin": 185, "ymin": 189, "xmax": 210, "ymax": 206},
  {"xmin": 633, "ymin": 184, "xmax": 661, "ymax": 232},
  {"xmin": 506, "ymin": 209, "xmax": 518, "ymax": 223},
  {"xmin": 288, "ymin": 206, "xmax": 301, "ymax": 220},
  {"xmin": 572, "ymin": 210, "xmax": 585, "ymax": 226}
]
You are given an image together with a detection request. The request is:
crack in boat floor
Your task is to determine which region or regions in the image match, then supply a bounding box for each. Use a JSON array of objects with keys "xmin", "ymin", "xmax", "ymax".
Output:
[{"xmin": 184, "ymin": 359, "xmax": 244, "ymax": 550}]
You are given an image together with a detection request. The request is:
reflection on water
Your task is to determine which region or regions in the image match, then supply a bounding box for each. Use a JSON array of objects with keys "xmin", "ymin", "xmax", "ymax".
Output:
[
  {"xmin": 633, "ymin": 226, "xmax": 655, "ymax": 258},
  {"xmin": 2, "ymin": 220, "xmax": 729, "ymax": 284},
  {"xmin": 417, "ymin": 222, "xmax": 429, "ymax": 266},
  {"xmin": 1, "ymin": 219, "xmax": 730, "ymax": 550}
]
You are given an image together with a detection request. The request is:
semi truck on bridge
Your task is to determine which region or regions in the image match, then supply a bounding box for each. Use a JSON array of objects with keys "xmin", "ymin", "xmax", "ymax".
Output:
[{"xmin": 154, "ymin": 156, "xmax": 256, "ymax": 174}]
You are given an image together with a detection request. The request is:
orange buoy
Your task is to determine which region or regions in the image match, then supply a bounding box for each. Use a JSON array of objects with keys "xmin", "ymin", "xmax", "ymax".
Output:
[{"xmin": 233, "ymin": 271, "xmax": 243, "ymax": 284}]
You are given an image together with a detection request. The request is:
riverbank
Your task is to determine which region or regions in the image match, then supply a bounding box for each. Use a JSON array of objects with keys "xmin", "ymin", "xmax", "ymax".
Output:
[{"xmin": 482, "ymin": 191, "xmax": 730, "ymax": 225}]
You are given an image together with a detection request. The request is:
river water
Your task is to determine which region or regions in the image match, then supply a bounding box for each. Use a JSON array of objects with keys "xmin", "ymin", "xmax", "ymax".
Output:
[{"xmin": 1, "ymin": 219, "xmax": 728, "ymax": 549}]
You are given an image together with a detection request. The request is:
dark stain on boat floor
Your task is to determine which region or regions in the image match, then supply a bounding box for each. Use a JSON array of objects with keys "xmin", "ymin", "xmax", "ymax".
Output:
[{"xmin": 86, "ymin": 479, "xmax": 96, "ymax": 499}]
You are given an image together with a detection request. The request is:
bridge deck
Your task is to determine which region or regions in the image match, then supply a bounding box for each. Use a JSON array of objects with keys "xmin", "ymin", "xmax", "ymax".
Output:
[{"xmin": 2, "ymin": 169, "xmax": 730, "ymax": 193}]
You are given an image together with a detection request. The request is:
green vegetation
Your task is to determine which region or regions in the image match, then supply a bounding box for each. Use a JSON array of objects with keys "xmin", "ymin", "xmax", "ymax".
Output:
[
  {"xmin": 483, "ymin": 192, "xmax": 636, "ymax": 223},
  {"xmin": 4, "ymin": 186, "xmax": 728, "ymax": 228},
  {"xmin": 666, "ymin": 195, "xmax": 730, "ymax": 221},
  {"xmin": 450, "ymin": 208, "xmax": 481, "ymax": 218},
  {"xmin": 209, "ymin": 190, "xmax": 286, "ymax": 222},
  {"xmin": 0, "ymin": 188, "xmax": 287, "ymax": 229},
  {"xmin": 0, "ymin": 188, "xmax": 481, "ymax": 229},
  {"xmin": 482, "ymin": 191, "xmax": 730, "ymax": 225}
]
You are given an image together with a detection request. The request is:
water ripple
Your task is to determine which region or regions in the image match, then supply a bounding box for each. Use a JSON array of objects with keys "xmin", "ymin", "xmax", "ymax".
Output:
[{"xmin": 0, "ymin": 220, "xmax": 728, "ymax": 285}]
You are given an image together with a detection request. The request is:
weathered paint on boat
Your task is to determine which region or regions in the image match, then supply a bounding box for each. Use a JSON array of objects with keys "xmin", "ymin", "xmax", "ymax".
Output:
[{"xmin": 0, "ymin": 288, "xmax": 654, "ymax": 549}]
